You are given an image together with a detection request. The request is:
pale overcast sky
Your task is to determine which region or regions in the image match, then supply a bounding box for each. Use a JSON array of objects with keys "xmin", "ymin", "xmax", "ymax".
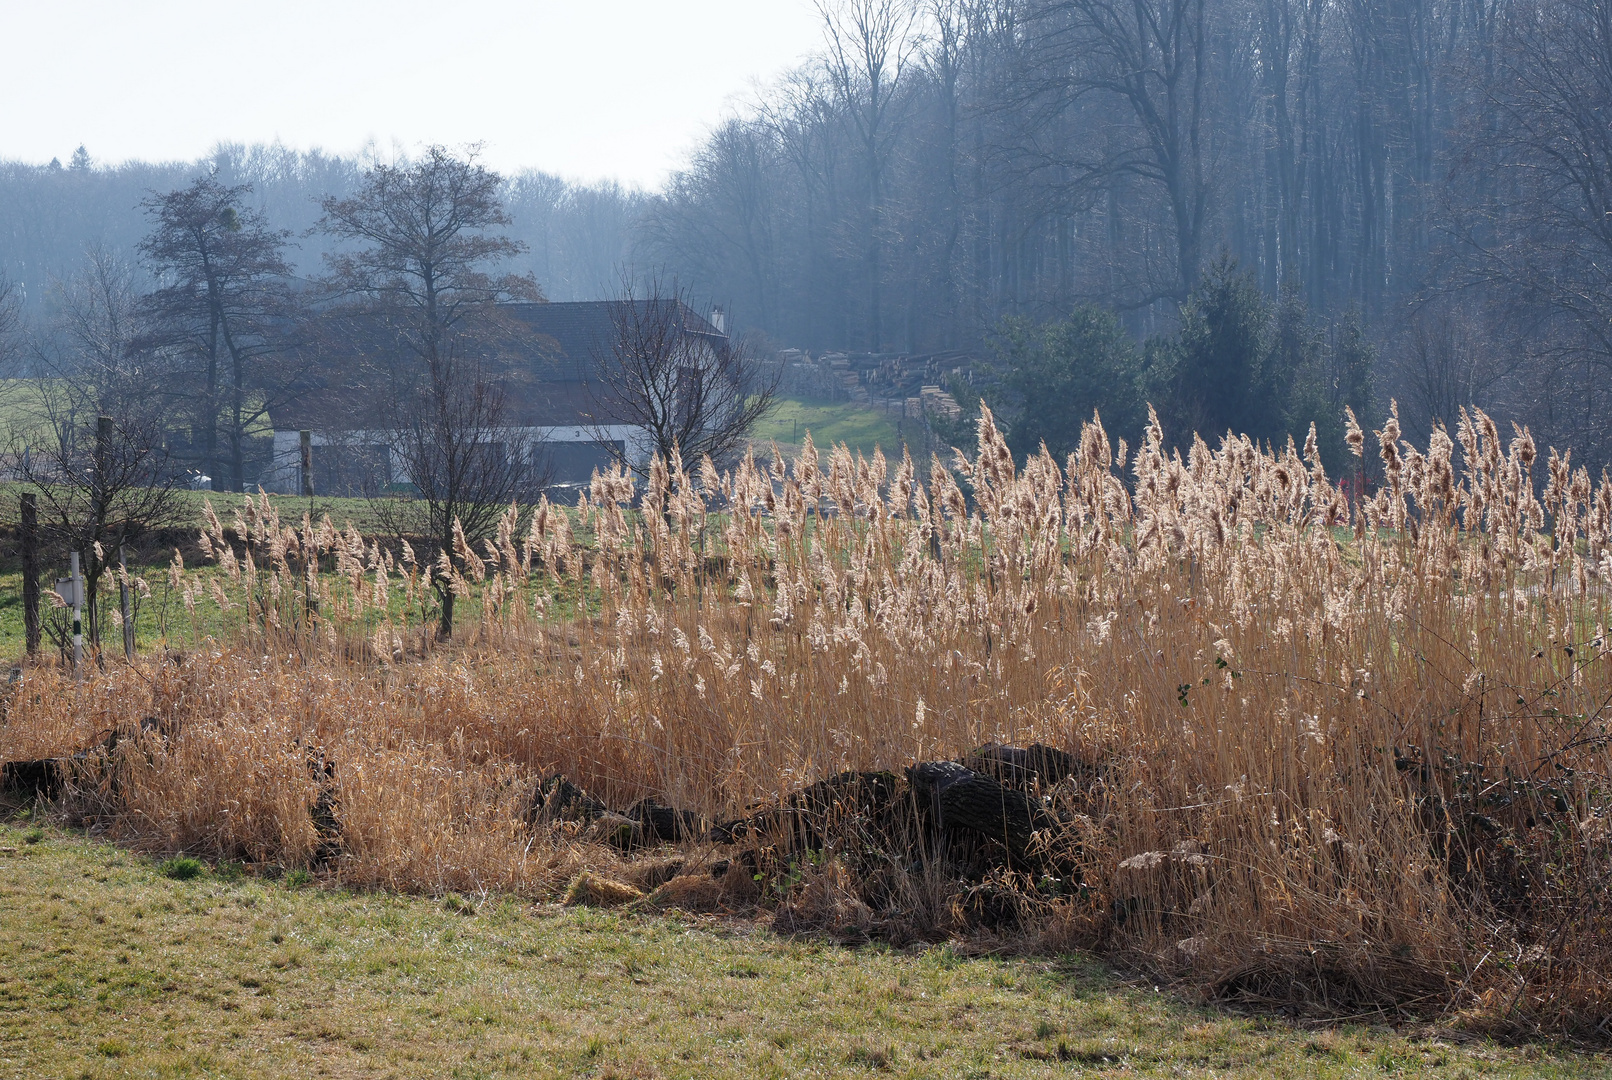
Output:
[{"xmin": 1, "ymin": 0, "xmax": 825, "ymax": 188}]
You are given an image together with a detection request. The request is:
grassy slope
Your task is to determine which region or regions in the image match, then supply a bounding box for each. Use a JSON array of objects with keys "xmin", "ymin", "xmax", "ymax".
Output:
[
  {"xmin": 751, "ymin": 397, "xmax": 909, "ymax": 459},
  {"xmin": 0, "ymin": 822, "xmax": 1602, "ymax": 1079}
]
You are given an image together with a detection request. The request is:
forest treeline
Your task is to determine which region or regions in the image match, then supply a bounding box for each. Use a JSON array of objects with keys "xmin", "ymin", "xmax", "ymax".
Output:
[
  {"xmin": 643, "ymin": 0, "xmax": 1612, "ymax": 466},
  {"xmin": 5, "ymin": 0, "xmax": 1612, "ymax": 466}
]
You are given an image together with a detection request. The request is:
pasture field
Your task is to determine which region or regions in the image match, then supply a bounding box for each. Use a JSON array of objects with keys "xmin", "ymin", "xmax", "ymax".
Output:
[
  {"xmin": 0, "ymin": 390, "xmax": 904, "ymax": 656},
  {"xmin": 2, "ymin": 405, "xmax": 1612, "ymax": 1045},
  {"xmin": 749, "ymin": 395, "xmax": 908, "ymax": 458},
  {"xmin": 0, "ymin": 820, "xmax": 1601, "ymax": 1080},
  {"xmin": 0, "ymin": 391, "xmax": 901, "ymax": 656},
  {"xmin": 0, "ymin": 487, "xmax": 383, "ymax": 657}
]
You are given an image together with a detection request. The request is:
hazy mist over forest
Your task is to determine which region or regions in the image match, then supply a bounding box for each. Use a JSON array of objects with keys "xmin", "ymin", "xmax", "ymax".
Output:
[
  {"xmin": 0, "ymin": 144, "xmax": 642, "ymax": 308},
  {"xmin": 6, "ymin": 0, "xmax": 1612, "ymax": 466}
]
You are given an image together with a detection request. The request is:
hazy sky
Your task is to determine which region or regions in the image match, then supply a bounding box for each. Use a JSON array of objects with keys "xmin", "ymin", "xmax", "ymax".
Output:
[{"xmin": 2, "ymin": 0, "xmax": 825, "ymax": 188}]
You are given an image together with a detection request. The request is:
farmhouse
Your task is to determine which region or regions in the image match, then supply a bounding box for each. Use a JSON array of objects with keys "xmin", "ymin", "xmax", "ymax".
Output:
[{"xmin": 263, "ymin": 300, "xmax": 728, "ymax": 495}]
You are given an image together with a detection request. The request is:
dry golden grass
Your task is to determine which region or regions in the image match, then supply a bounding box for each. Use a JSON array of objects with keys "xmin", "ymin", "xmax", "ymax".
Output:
[{"xmin": 5, "ymin": 403, "xmax": 1611, "ymax": 1036}]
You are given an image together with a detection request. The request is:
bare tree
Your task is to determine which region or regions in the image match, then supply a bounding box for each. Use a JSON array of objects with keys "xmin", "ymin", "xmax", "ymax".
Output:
[
  {"xmin": 18, "ymin": 413, "xmax": 179, "ymax": 654},
  {"xmin": 138, "ymin": 177, "xmax": 307, "ymax": 493},
  {"xmin": 0, "ymin": 275, "xmax": 27, "ymax": 443},
  {"xmin": 586, "ymin": 274, "xmax": 779, "ymax": 476},
  {"xmin": 376, "ymin": 346, "xmax": 548, "ymax": 639},
  {"xmin": 1390, "ymin": 298, "xmax": 1522, "ymax": 442},
  {"xmin": 15, "ymin": 256, "xmax": 181, "ymax": 651},
  {"xmin": 8, "ymin": 246, "xmax": 182, "ymax": 651},
  {"xmin": 922, "ymin": 0, "xmax": 969, "ymax": 339},
  {"xmin": 1025, "ymin": 0, "xmax": 1215, "ymax": 301},
  {"xmin": 0, "ymin": 274, "xmax": 21, "ymax": 366},
  {"xmin": 319, "ymin": 145, "xmax": 543, "ymax": 639},
  {"xmin": 37, "ymin": 247, "xmax": 155, "ymax": 417},
  {"xmin": 1445, "ymin": 0, "xmax": 1612, "ymax": 456},
  {"xmin": 643, "ymin": 120, "xmax": 782, "ymax": 332},
  {"xmin": 820, "ymin": 0, "xmax": 922, "ymax": 349},
  {"xmin": 319, "ymin": 146, "xmax": 539, "ymax": 360}
]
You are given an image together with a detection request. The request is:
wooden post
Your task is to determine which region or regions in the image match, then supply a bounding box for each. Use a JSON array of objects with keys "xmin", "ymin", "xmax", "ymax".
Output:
[
  {"xmin": 119, "ymin": 544, "xmax": 133, "ymax": 661},
  {"xmin": 300, "ymin": 430, "xmax": 313, "ymax": 498},
  {"xmin": 21, "ymin": 492, "xmax": 39, "ymax": 656},
  {"xmin": 92, "ymin": 415, "xmax": 116, "ymax": 655},
  {"xmin": 301, "ymin": 428, "xmax": 317, "ymax": 631}
]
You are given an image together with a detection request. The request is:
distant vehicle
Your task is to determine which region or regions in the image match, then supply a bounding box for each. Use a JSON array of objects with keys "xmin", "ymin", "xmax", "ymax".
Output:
[{"xmin": 185, "ymin": 471, "xmax": 212, "ymax": 491}]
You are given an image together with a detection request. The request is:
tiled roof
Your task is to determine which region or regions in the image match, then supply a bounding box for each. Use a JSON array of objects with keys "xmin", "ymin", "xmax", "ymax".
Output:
[{"xmin": 499, "ymin": 301, "xmax": 722, "ymax": 384}]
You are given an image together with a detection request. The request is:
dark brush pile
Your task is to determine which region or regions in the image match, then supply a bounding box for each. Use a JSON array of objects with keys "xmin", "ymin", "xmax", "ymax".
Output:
[
  {"xmin": 0, "ymin": 716, "xmax": 179, "ymax": 804},
  {"xmin": 529, "ymin": 741, "xmax": 1100, "ymax": 940}
]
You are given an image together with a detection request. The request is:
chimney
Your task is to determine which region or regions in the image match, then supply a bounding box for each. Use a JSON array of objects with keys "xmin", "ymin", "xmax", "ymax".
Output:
[{"xmin": 710, "ymin": 306, "xmax": 726, "ymax": 335}]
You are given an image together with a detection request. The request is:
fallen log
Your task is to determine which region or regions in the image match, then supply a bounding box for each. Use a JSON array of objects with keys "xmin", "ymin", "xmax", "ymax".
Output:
[
  {"xmin": 1, "ymin": 716, "xmax": 179, "ymax": 806},
  {"xmin": 963, "ymin": 742, "xmax": 1083, "ymax": 791},
  {"xmin": 528, "ymin": 775, "xmax": 606, "ymax": 826},
  {"xmin": 626, "ymin": 798, "xmax": 701, "ymax": 844}
]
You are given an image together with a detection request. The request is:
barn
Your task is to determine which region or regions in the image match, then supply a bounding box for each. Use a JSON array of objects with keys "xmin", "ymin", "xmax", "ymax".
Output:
[{"xmin": 263, "ymin": 299, "xmax": 728, "ymax": 495}]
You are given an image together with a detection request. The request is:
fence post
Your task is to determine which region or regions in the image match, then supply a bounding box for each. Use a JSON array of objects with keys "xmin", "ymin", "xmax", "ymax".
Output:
[
  {"xmin": 69, "ymin": 550, "xmax": 82, "ymax": 677},
  {"xmin": 119, "ymin": 544, "xmax": 133, "ymax": 661},
  {"xmin": 21, "ymin": 492, "xmax": 39, "ymax": 656}
]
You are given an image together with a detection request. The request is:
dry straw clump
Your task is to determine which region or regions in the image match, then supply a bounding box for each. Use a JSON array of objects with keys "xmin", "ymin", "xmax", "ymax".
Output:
[{"xmin": 6, "ymin": 404, "xmax": 1612, "ymax": 1035}]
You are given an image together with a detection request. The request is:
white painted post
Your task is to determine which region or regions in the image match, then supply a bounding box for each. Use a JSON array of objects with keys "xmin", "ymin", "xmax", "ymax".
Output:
[{"xmin": 69, "ymin": 551, "xmax": 83, "ymax": 676}]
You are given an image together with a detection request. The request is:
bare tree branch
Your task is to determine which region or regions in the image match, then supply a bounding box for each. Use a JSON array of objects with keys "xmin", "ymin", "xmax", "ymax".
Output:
[{"xmin": 585, "ymin": 272, "xmax": 779, "ymax": 478}]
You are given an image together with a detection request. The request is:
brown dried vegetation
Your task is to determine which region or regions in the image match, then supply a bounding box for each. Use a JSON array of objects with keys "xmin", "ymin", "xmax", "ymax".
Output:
[{"xmin": 5, "ymin": 403, "xmax": 1612, "ymax": 1037}]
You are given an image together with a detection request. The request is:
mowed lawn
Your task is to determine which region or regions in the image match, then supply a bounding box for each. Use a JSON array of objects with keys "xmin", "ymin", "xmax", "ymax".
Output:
[{"xmin": 0, "ymin": 821, "xmax": 1604, "ymax": 1080}]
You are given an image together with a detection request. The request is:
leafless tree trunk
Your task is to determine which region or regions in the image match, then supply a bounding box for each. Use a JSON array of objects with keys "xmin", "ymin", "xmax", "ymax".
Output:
[{"xmin": 320, "ymin": 145, "xmax": 543, "ymax": 639}]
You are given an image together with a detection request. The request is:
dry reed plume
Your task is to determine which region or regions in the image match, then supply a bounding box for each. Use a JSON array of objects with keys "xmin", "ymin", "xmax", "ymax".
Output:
[{"xmin": 4, "ymin": 403, "xmax": 1611, "ymax": 1036}]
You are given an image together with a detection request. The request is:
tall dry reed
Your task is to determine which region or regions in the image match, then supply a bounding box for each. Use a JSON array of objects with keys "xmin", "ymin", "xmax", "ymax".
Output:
[{"xmin": 5, "ymin": 404, "xmax": 1611, "ymax": 1033}]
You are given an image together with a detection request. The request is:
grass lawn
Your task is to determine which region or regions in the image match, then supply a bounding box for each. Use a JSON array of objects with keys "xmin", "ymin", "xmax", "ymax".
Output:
[
  {"xmin": 0, "ymin": 821, "xmax": 1604, "ymax": 1079},
  {"xmin": 0, "ymin": 485, "xmax": 398, "ymax": 542},
  {"xmin": 0, "ymin": 487, "xmax": 530, "ymax": 660},
  {"xmin": 751, "ymin": 397, "xmax": 911, "ymax": 460}
]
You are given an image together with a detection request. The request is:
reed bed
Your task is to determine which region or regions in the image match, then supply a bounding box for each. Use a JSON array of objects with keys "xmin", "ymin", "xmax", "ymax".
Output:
[{"xmin": 4, "ymin": 404, "xmax": 1611, "ymax": 1036}]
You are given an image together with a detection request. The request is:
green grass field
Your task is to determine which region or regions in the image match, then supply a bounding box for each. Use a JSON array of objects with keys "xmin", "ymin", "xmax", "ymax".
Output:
[
  {"xmin": 0, "ymin": 820, "xmax": 1603, "ymax": 1079},
  {"xmin": 751, "ymin": 397, "xmax": 910, "ymax": 459},
  {"xmin": 0, "ymin": 402, "xmax": 909, "ymax": 660},
  {"xmin": 0, "ymin": 486, "xmax": 487, "ymax": 661}
]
